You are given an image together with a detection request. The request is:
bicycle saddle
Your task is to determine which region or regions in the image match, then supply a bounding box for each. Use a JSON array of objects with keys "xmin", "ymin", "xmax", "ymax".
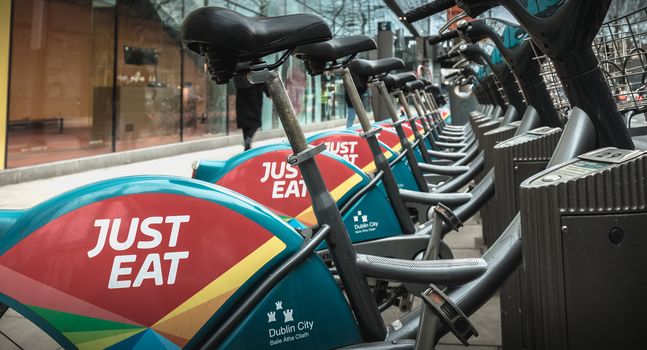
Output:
[
  {"xmin": 384, "ymin": 72, "xmax": 417, "ymax": 91},
  {"xmin": 294, "ymin": 35, "xmax": 377, "ymax": 75},
  {"xmin": 403, "ymin": 80, "xmax": 425, "ymax": 94},
  {"xmin": 349, "ymin": 57, "xmax": 405, "ymax": 77},
  {"xmin": 425, "ymin": 84, "xmax": 436, "ymax": 94},
  {"xmin": 294, "ymin": 35, "xmax": 376, "ymax": 62},
  {"xmin": 181, "ymin": 6, "xmax": 331, "ymax": 82}
]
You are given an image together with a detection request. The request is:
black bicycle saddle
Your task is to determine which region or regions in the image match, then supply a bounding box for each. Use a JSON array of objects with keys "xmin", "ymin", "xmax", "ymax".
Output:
[
  {"xmin": 384, "ymin": 72, "xmax": 417, "ymax": 92},
  {"xmin": 403, "ymin": 80, "xmax": 425, "ymax": 94},
  {"xmin": 295, "ymin": 35, "xmax": 376, "ymax": 62},
  {"xmin": 349, "ymin": 57, "xmax": 405, "ymax": 78},
  {"xmin": 294, "ymin": 35, "xmax": 376, "ymax": 75},
  {"xmin": 181, "ymin": 6, "xmax": 331, "ymax": 82}
]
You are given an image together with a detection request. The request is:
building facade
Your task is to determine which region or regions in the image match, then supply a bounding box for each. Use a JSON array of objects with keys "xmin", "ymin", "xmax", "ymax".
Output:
[{"xmin": 0, "ymin": 0, "xmax": 430, "ymax": 169}]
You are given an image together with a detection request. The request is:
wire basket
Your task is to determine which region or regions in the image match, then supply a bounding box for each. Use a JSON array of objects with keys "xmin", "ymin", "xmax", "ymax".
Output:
[
  {"xmin": 515, "ymin": 76, "xmax": 526, "ymax": 105},
  {"xmin": 529, "ymin": 38, "xmax": 572, "ymax": 120},
  {"xmin": 492, "ymin": 75, "xmax": 509, "ymax": 105},
  {"xmin": 594, "ymin": 7, "xmax": 647, "ymax": 115}
]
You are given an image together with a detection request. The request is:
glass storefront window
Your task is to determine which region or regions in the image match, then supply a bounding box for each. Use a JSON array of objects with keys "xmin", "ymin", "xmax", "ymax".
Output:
[
  {"xmin": 8, "ymin": 0, "xmax": 115, "ymax": 168},
  {"xmin": 115, "ymin": 0, "xmax": 182, "ymax": 151},
  {"xmin": 6, "ymin": 0, "xmax": 418, "ymax": 168},
  {"xmin": 181, "ymin": 51, "xmax": 228, "ymax": 140}
]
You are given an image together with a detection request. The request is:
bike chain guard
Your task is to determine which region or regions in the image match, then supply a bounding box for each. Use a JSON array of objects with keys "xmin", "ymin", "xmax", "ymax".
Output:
[
  {"xmin": 420, "ymin": 283, "xmax": 478, "ymax": 345},
  {"xmin": 434, "ymin": 203, "xmax": 463, "ymax": 231}
]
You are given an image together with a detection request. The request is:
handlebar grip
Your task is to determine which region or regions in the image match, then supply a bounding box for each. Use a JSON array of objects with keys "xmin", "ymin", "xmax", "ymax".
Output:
[
  {"xmin": 404, "ymin": 0, "xmax": 457, "ymax": 23},
  {"xmin": 437, "ymin": 50, "xmax": 461, "ymax": 61},
  {"xmin": 428, "ymin": 30, "xmax": 460, "ymax": 45}
]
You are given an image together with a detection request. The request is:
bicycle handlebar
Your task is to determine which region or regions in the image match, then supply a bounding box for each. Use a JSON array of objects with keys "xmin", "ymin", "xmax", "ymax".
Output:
[
  {"xmin": 404, "ymin": 0, "xmax": 457, "ymax": 23},
  {"xmin": 437, "ymin": 50, "xmax": 461, "ymax": 61},
  {"xmin": 428, "ymin": 30, "xmax": 460, "ymax": 45}
]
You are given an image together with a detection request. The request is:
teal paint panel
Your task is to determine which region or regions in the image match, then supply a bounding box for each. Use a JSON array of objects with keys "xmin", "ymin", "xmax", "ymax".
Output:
[
  {"xmin": 391, "ymin": 158, "xmax": 420, "ymax": 191},
  {"xmin": 218, "ymin": 256, "xmax": 362, "ymax": 350},
  {"xmin": 341, "ymin": 181, "xmax": 404, "ymax": 243}
]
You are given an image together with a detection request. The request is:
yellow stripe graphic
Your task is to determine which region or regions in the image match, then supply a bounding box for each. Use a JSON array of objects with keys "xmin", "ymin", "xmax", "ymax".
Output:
[
  {"xmin": 74, "ymin": 329, "xmax": 145, "ymax": 350},
  {"xmin": 295, "ymin": 173, "xmax": 364, "ymax": 225},
  {"xmin": 151, "ymin": 237, "xmax": 286, "ymax": 340},
  {"xmin": 0, "ymin": 0, "xmax": 11, "ymax": 169},
  {"xmin": 360, "ymin": 150, "xmax": 393, "ymax": 174}
]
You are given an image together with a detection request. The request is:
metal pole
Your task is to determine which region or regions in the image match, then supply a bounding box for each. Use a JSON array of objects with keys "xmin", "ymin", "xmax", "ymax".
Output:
[
  {"xmin": 376, "ymin": 82, "xmax": 402, "ymax": 123},
  {"xmin": 411, "ymin": 91, "xmax": 435, "ymax": 135},
  {"xmin": 415, "ymin": 90, "xmax": 443, "ymax": 134},
  {"xmin": 338, "ymin": 68, "xmax": 416, "ymax": 235},
  {"xmin": 375, "ymin": 82, "xmax": 430, "ymax": 191},
  {"xmin": 414, "ymin": 208, "xmax": 443, "ymax": 350},
  {"xmin": 339, "ymin": 69, "xmax": 372, "ymax": 132},
  {"xmin": 398, "ymin": 90, "xmax": 434, "ymax": 163},
  {"xmin": 261, "ymin": 69, "xmax": 386, "ymax": 341}
]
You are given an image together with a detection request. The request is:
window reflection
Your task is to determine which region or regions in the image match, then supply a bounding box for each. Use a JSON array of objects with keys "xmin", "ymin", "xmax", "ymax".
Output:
[
  {"xmin": 6, "ymin": 0, "xmax": 419, "ymax": 167},
  {"xmin": 182, "ymin": 52, "xmax": 228, "ymax": 140},
  {"xmin": 115, "ymin": 0, "xmax": 182, "ymax": 151},
  {"xmin": 7, "ymin": 0, "xmax": 114, "ymax": 168}
]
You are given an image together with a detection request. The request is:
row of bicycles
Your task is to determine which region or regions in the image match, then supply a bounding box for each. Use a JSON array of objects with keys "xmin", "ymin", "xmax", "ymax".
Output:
[{"xmin": 0, "ymin": 0, "xmax": 645, "ymax": 349}]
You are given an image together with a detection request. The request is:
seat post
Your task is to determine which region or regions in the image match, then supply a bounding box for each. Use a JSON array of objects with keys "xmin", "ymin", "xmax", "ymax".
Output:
[
  {"xmin": 414, "ymin": 90, "xmax": 446, "ymax": 141},
  {"xmin": 337, "ymin": 67, "xmax": 416, "ymax": 235},
  {"xmin": 423, "ymin": 91, "xmax": 448, "ymax": 133},
  {"xmin": 250, "ymin": 68, "xmax": 387, "ymax": 342},
  {"xmin": 422, "ymin": 90, "xmax": 437, "ymax": 114},
  {"xmin": 397, "ymin": 90, "xmax": 435, "ymax": 163},
  {"xmin": 415, "ymin": 90, "xmax": 432, "ymax": 116},
  {"xmin": 415, "ymin": 90, "xmax": 438, "ymax": 130},
  {"xmin": 409, "ymin": 91, "xmax": 434, "ymax": 138},
  {"xmin": 427, "ymin": 95, "xmax": 449, "ymax": 129},
  {"xmin": 375, "ymin": 81, "xmax": 430, "ymax": 192}
]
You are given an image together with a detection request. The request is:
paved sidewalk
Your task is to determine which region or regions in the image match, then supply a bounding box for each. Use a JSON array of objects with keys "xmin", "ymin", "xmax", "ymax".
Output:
[
  {"xmin": 0, "ymin": 136, "xmax": 286, "ymax": 210},
  {"xmin": 0, "ymin": 130, "xmax": 501, "ymax": 349}
]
